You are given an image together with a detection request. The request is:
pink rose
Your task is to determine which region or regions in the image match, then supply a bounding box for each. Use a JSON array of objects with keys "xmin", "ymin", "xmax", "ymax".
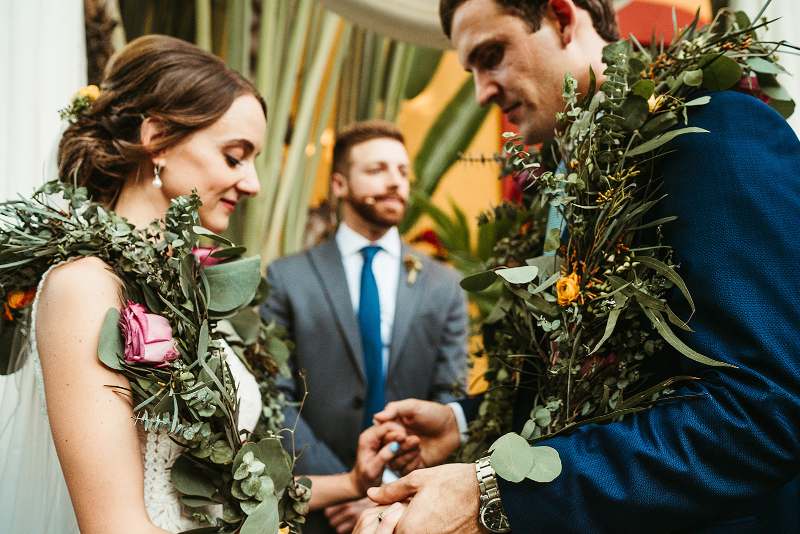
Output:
[
  {"xmin": 121, "ymin": 301, "xmax": 179, "ymax": 366},
  {"xmin": 192, "ymin": 247, "xmax": 223, "ymax": 267}
]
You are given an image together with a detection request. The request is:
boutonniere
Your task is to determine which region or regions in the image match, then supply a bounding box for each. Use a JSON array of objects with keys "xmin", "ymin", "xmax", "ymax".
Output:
[{"xmin": 403, "ymin": 254, "xmax": 423, "ymax": 285}]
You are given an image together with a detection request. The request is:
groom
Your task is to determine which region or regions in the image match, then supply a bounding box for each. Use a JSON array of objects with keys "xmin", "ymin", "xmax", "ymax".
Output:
[
  {"xmin": 263, "ymin": 120, "xmax": 468, "ymax": 533},
  {"xmin": 364, "ymin": 0, "xmax": 800, "ymax": 533}
]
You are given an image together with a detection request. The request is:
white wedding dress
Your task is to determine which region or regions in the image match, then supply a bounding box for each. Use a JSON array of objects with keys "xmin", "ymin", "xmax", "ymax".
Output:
[{"xmin": 0, "ymin": 264, "xmax": 264, "ymax": 533}]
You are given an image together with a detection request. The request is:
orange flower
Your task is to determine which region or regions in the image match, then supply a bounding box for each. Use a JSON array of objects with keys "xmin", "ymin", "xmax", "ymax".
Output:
[
  {"xmin": 556, "ymin": 273, "xmax": 580, "ymax": 306},
  {"xmin": 7, "ymin": 287, "xmax": 36, "ymax": 310}
]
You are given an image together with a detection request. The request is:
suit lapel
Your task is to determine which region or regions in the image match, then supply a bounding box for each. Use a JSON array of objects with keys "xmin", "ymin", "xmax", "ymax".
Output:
[
  {"xmin": 308, "ymin": 239, "xmax": 366, "ymax": 382},
  {"xmin": 389, "ymin": 244, "xmax": 426, "ymax": 376}
]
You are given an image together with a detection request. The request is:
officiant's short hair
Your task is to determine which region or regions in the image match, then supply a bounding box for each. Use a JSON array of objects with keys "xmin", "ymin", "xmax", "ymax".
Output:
[
  {"xmin": 332, "ymin": 120, "xmax": 405, "ymax": 176},
  {"xmin": 439, "ymin": 0, "xmax": 619, "ymax": 42}
]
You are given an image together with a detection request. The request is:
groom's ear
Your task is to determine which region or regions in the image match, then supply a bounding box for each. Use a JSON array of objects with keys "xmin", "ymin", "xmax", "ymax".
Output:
[{"xmin": 331, "ymin": 171, "xmax": 349, "ymax": 200}]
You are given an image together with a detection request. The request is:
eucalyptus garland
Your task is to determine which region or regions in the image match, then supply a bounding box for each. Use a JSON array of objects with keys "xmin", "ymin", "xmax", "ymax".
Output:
[
  {"xmin": 457, "ymin": 6, "xmax": 795, "ymax": 484},
  {"xmin": 0, "ymin": 181, "xmax": 309, "ymax": 533}
]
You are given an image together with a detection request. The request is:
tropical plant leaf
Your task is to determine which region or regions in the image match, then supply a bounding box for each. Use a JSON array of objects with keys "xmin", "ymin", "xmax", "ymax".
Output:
[
  {"xmin": 640, "ymin": 304, "xmax": 735, "ymax": 368},
  {"xmin": 627, "ymin": 127, "xmax": 708, "ymax": 158}
]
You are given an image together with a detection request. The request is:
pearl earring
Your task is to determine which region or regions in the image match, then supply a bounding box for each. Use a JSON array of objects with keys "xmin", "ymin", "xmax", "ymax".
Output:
[{"xmin": 153, "ymin": 163, "xmax": 163, "ymax": 188}]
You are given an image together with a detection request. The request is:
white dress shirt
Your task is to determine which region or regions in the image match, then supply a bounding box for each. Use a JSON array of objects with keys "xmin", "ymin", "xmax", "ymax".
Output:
[{"xmin": 335, "ymin": 222, "xmax": 401, "ymax": 376}]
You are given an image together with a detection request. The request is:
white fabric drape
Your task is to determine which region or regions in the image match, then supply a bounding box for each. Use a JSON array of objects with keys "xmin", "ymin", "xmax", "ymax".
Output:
[
  {"xmin": 320, "ymin": 0, "xmax": 450, "ymax": 48},
  {"xmin": 0, "ymin": 0, "xmax": 86, "ymax": 201},
  {"xmin": 730, "ymin": 0, "xmax": 800, "ymax": 134}
]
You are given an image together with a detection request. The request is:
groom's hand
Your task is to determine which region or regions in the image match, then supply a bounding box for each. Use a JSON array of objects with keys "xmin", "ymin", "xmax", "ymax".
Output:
[
  {"xmin": 373, "ymin": 399, "xmax": 461, "ymax": 473},
  {"xmin": 366, "ymin": 463, "xmax": 481, "ymax": 534}
]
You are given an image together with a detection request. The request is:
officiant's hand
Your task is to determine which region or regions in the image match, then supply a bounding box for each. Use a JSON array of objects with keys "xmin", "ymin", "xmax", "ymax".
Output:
[
  {"xmin": 366, "ymin": 463, "xmax": 481, "ymax": 534},
  {"xmin": 351, "ymin": 422, "xmax": 415, "ymax": 495},
  {"xmin": 373, "ymin": 399, "xmax": 461, "ymax": 473}
]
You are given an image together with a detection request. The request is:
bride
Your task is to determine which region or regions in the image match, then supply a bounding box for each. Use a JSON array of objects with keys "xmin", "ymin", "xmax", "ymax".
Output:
[
  {"xmin": 0, "ymin": 35, "xmax": 400, "ymax": 533},
  {"xmin": 1, "ymin": 34, "xmax": 267, "ymax": 533}
]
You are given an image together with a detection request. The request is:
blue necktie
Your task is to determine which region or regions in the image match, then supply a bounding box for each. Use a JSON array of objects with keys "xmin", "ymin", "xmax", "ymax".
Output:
[{"xmin": 358, "ymin": 245, "xmax": 384, "ymax": 428}]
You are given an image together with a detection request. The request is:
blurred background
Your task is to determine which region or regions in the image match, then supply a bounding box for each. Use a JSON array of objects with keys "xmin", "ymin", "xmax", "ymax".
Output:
[{"xmin": 2, "ymin": 0, "xmax": 797, "ymax": 264}]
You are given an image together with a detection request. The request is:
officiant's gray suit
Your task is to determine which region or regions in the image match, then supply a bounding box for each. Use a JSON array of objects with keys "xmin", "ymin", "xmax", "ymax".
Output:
[{"xmin": 262, "ymin": 236, "xmax": 467, "ymax": 495}]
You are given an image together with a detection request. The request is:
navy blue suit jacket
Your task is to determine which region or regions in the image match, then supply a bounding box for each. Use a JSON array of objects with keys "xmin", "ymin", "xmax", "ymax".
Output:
[{"xmin": 463, "ymin": 91, "xmax": 800, "ymax": 533}]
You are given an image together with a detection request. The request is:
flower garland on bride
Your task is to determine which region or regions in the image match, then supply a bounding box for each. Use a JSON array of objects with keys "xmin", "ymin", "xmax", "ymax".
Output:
[
  {"xmin": 0, "ymin": 177, "xmax": 309, "ymax": 532},
  {"xmin": 457, "ymin": 5, "xmax": 795, "ymax": 484}
]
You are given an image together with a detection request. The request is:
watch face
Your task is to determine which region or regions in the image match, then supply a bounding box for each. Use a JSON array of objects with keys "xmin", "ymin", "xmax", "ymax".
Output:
[{"xmin": 480, "ymin": 498, "xmax": 511, "ymax": 533}]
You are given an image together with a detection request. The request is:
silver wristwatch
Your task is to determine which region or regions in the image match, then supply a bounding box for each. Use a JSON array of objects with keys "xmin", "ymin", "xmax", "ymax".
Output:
[{"xmin": 476, "ymin": 456, "xmax": 511, "ymax": 533}]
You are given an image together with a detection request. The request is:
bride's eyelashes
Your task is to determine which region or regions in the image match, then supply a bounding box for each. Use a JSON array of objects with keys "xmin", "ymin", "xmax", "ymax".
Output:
[{"xmin": 225, "ymin": 154, "xmax": 243, "ymax": 168}]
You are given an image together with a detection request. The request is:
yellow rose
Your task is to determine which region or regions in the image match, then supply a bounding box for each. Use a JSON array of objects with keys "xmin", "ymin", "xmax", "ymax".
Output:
[
  {"xmin": 77, "ymin": 84, "xmax": 101, "ymax": 102},
  {"xmin": 556, "ymin": 273, "xmax": 580, "ymax": 307}
]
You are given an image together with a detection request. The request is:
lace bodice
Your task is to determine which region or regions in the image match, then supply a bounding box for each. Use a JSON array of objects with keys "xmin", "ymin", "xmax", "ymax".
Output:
[{"xmin": 29, "ymin": 264, "xmax": 264, "ymax": 532}]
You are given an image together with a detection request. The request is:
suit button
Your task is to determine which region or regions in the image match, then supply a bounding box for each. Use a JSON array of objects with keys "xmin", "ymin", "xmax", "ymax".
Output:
[{"xmin": 352, "ymin": 396, "xmax": 364, "ymax": 409}]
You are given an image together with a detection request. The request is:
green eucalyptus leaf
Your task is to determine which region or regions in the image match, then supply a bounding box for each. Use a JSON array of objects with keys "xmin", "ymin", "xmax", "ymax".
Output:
[
  {"xmin": 240, "ymin": 494, "xmax": 278, "ymax": 533},
  {"xmin": 460, "ymin": 270, "xmax": 498, "ymax": 292},
  {"xmin": 683, "ymin": 69, "xmax": 703, "ymax": 87},
  {"xmin": 526, "ymin": 446, "xmax": 562, "ymax": 483},
  {"xmin": 701, "ymin": 54, "xmax": 742, "ymax": 91},
  {"xmin": 685, "ymin": 96, "xmax": 711, "ymax": 107},
  {"xmin": 228, "ymin": 309, "xmax": 261, "ymax": 345},
  {"xmin": 631, "ymin": 79, "xmax": 655, "ymax": 99},
  {"xmin": 746, "ymin": 57, "xmax": 782, "ymax": 75},
  {"xmin": 760, "ymin": 83, "xmax": 791, "ymax": 102},
  {"xmin": 533, "ymin": 408, "xmax": 551, "ymax": 427},
  {"xmin": 489, "ymin": 433, "xmax": 534, "ymax": 483},
  {"xmin": 267, "ymin": 336, "xmax": 291, "ymax": 366},
  {"xmin": 171, "ymin": 455, "xmax": 217, "ymax": 498},
  {"xmin": 621, "ymin": 95, "xmax": 649, "ymax": 130},
  {"xmin": 241, "ymin": 476, "xmax": 261, "ymax": 497},
  {"xmin": 205, "ymin": 256, "xmax": 261, "ymax": 312},
  {"xmin": 496, "ymin": 266, "xmax": 539, "ymax": 285},
  {"xmin": 98, "ymin": 308, "xmax": 124, "ymax": 370},
  {"xmin": 640, "ymin": 111, "xmax": 679, "ymax": 139}
]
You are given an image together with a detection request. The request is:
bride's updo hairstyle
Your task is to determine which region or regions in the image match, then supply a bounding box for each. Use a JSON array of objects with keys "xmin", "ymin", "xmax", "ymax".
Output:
[{"xmin": 58, "ymin": 34, "xmax": 266, "ymax": 204}]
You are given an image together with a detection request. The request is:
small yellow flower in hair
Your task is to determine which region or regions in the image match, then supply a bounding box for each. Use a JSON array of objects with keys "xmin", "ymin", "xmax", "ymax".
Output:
[
  {"xmin": 76, "ymin": 84, "xmax": 101, "ymax": 102},
  {"xmin": 556, "ymin": 272, "xmax": 580, "ymax": 307}
]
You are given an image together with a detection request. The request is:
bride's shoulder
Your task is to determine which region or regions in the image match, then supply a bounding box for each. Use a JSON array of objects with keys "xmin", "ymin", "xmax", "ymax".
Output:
[
  {"xmin": 37, "ymin": 257, "xmax": 122, "ymax": 334},
  {"xmin": 41, "ymin": 256, "xmax": 120, "ymax": 297}
]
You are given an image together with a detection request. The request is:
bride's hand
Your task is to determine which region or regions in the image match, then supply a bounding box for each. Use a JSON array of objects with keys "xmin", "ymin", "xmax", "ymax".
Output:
[{"xmin": 353, "ymin": 503, "xmax": 405, "ymax": 534}]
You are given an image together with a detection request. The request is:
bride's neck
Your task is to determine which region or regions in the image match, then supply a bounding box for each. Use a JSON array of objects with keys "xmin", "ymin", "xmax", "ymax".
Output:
[{"xmin": 113, "ymin": 180, "xmax": 171, "ymax": 229}]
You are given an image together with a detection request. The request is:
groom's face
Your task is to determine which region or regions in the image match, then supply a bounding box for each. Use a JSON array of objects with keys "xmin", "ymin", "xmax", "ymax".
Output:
[
  {"xmin": 450, "ymin": 0, "xmax": 576, "ymax": 144},
  {"xmin": 334, "ymin": 137, "xmax": 411, "ymax": 229}
]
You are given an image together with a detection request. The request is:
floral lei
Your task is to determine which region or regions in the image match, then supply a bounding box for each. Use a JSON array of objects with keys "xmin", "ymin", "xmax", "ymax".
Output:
[
  {"xmin": 0, "ymin": 181, "xmax": 309, "ymax": 533},
  {"xmin": 456, "ymin": 6, "xmax": 795, "ymax": 484}
]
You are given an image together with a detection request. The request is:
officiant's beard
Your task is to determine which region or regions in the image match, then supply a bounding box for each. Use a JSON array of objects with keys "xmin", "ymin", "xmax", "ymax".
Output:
[{"xmin": 345, "ymin": 192, "xmax": 406, "ymax": 229}]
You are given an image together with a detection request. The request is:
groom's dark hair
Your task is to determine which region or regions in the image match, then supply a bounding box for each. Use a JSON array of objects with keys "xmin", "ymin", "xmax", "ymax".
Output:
[
  {"xmin": 439, "ymin": 0, "xmax": 619, "ymax": 42},
  {"xmin": 332, "ymin": 120, "xmax": 406, "ymax": 176}
]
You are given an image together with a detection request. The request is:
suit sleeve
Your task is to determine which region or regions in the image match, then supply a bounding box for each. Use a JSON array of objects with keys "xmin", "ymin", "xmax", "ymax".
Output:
[
  {"xmin": 496, "ymin": 91, "xmax": 800, "ymax": 533},
  {"xmin": 430, "ymin": 270, "xmax": 469, "ymax": 403},
  {"xmin": 261, "ymin": 263, "xmax": 348, "ymax": 475}
]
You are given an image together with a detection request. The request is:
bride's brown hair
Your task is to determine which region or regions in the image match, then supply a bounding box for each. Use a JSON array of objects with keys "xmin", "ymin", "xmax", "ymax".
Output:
[{"xmin": 58, "ymin": 34, "xmax": 266, "ymax": 204}]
